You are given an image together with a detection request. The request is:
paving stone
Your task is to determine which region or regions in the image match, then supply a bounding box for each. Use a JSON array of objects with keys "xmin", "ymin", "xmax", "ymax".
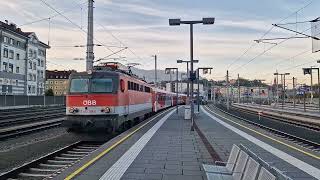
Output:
[{"xmin": 162, "ymin": 174, "xmax": 204, "ymax": 180}]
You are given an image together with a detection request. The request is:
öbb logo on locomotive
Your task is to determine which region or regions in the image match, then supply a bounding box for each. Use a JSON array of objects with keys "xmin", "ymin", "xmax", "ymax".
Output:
[{"xmin": 83, "ymin": 100, "xmax": 97, "ymax": 106}]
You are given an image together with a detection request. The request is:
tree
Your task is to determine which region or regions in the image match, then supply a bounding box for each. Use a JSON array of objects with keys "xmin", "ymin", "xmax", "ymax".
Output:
[{"xmin": 45, "ymin": 89, "xmax": 54, "ymax": 96}]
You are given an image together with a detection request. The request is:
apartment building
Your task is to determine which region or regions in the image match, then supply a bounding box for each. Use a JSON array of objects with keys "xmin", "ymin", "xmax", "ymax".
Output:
[
  {"xmin": 45, "ymin": 70, "xmax": 75, "ymax": 96},
  {"xmin": 0, "ymin": 20, "xmax": 50, "ymax": 95}
]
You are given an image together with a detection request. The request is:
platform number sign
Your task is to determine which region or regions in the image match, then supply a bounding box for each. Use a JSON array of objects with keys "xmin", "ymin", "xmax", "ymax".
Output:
[{"xmin": 83, "ymin": 100, "xmax": 97, "ymax": 106}]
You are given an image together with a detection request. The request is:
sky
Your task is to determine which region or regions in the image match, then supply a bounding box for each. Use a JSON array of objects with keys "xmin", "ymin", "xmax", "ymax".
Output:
[{"xmin": 1, "ymin": 0, "xmax": 320, "ymax": 86}]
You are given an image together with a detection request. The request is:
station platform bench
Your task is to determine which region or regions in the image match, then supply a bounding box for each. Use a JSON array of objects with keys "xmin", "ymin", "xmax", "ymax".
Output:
[{"xmin": 203, "ymin": 144, "xmax": 292, "ymax": 180}]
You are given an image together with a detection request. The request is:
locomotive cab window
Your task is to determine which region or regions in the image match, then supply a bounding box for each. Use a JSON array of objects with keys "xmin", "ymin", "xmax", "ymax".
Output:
[
  {"xmin": 70, "ymin": 79, "xmax": 89, "ymax": 93},
  {"xmin": 91, "ymin": 78, "xmax": 113, "ymax": 93}
]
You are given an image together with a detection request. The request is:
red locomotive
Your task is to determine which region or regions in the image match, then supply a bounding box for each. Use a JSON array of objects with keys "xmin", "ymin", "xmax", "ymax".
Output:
[{"xmin": 65, "ymin": 62, "xmax": 186, "ymax": 132}]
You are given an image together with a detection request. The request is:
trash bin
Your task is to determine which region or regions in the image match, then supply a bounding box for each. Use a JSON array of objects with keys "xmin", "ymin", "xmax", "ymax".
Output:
[{"xmin": 184, "ymin": 105, "xmax": 191, "ymax": 120}]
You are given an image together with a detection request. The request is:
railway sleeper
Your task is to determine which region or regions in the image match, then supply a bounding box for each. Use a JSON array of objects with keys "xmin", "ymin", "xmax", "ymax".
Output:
[
  {"xmin": 47, "ymin": 159, "xmax": 74, "ymax": 164},
  {"xmin": 27, "ymin": 168, "xmax": 57, "ymax": 175},
  {"xmin": 60, "ymin": 153, "xmax": 84, "ymax": 158},
  {"xmin": 72, "ymin": 148, "xmax": 94, "ymax": 152},
  {"xmin": 39, "ymin": 163, "xmax": 67, "ymax": 169},
  {"xmin": 54, "ymin": 156, "xmax": 80, "ymax": 161},
  {"xmin": 18, "ymin": 172, "xmax": 52, "ymax": 178},
  {"xmin": 66, "ymin": 150, "xmax": 89, "ymax": 155}
]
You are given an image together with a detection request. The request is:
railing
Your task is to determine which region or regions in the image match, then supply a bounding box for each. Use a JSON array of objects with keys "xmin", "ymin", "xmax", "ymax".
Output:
[{"xmin": 0, "ymin": 95, "xmax": 65, "ymax": 107}]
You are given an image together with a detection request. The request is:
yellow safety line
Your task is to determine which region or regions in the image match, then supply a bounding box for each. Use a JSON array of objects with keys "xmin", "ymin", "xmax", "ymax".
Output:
[
  {"xmin": 64, "ymin": 108, "xmax": 173, "ymax": 180},
  {"xmin": 204, "ymin": 106, "xmax": 320, "ymax": 160}
]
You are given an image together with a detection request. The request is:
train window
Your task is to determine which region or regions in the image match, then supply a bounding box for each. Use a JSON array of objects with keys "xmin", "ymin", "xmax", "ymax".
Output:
[
  {"xmin": 128, "ymin": 81, "xmax": 131, "ymax": 90},
  {"xmin": 145, "ymin": 86, "xmax": 150, "ymax": 93},
  {"xmin": 70, "ymin": 79, "xmax": 89, "ymax": 93},
  {"xmin": 91, "ymin": 78, "xmax": 113, "ymax": 93},
  {"xmin": 120, "ymin": 79, "xmax": 125, "ymax": 92},
  {"xmin": 130, "ymin": 82, "xmax": 134, "ymax": 90},
  {"xmin": 140, "ymin": 85, "xmax": 143, "ymax": 91}
]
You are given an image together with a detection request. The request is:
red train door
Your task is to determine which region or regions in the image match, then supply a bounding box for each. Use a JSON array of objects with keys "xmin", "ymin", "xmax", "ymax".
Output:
[{"xmin": 120, "ymin": 79, "xmax": 129, "ymax": 116}]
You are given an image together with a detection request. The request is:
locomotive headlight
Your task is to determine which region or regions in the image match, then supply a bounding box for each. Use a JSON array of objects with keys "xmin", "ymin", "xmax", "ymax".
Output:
[
  {"xmin": 101, "ymin": 107, "xmax": 111, "ymax": 113},
  {"xmin": 69, "ymin": 107, "xmax": 79, "ymax": 113},
  {"xmin": 69, "ymin": 107, "xmax": 75, "ymax": 113}
]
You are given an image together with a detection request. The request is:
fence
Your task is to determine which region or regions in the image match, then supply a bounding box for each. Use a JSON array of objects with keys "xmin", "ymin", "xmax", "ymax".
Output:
[{"xmin": 0, "ymin": 95, "xmax": 65, "ymax": 107}]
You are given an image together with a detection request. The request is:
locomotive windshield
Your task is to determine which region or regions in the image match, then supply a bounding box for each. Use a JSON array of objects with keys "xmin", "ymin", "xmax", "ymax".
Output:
[
  {"xmin": 69, "ymin": 77, "xmax": 114, "ymax": 93},
  {"xmin": 70, "ymin": 79, "xmax": 89, "ymax": 93},
  {"xmin": 91, "ymin": 78, "xmax": 113, "ymax": 93}
]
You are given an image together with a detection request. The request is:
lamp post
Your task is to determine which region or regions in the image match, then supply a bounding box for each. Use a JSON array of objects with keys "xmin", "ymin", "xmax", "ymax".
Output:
[
  {"xmin": 152, "ymin": 55, "xmax": 157, "ymax": 87},
  {"xmin": 169, "ymin": 17, "xmax": 215, "ymax": 131},
  {"xmin": 177, "ymin": 59, "xmax": 199, "ymax": 97},
  {"xmin": 274, "ymin": 72, "xmax": 290, "ymax": 108},
  {"xmin": 197, "ymin": 67, "xmax": 213, "ymax": 112},
  {"xmin": 317, "ymin": 60, "xmax": 320, "ymax": 110},
  {"xmin": 165, "ymin": 68, "xmax": 179, "ymax": 113},
  {"xmin": 303, "ymin": 65, "xmax": 320, "ymax": 111}
]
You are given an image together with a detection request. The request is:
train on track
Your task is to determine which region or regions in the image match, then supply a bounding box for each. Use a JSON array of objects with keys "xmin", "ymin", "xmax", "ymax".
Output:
[{"xmin": 64, "ymin": 62, "xmax": 186, "ymax": 132}]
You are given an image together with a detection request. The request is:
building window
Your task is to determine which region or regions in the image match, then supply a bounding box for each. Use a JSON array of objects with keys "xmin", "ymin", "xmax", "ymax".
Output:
[
  {"xmin": 3, "ymin": 48, "xmax": 8, "ymax": 58},
  {"xmin": 40, "ymin": 60, "xmax": 44, "ymax": 67},
  {"xmin": 33, "ymin": 62, "xmax": 36, "ymax": 70},
  {"xmin": 3, "ymin": 62, "xmax": 8, "ymax": 72},
  {"xmin": 29, "ymin": 49, "xmax": 32, "ymax": 58},
  {"xmin": 29, "ymin": 61, "xmax": 32, "ymax": 69},
  {"xmin": 17, "ymin": 41, "xmax": 21, "ymax": 47},
  {"xmin": 16, "ymin": 67, "xmax": 19, "ymax": 73},
  {"xmin": 7, "ymin": 85, "xmax": 12, "ymax": 93},
  {"xmin": 28, "ymin": 85, "xmax": 31, "ymax": 93},
  {"xmin": 32, "ymin": 86, "xmax": 35, "ymax": 93},
  {"xmin": 16, "ymin": 53, "xmax": 20, "ymax": 60},
  {"xmin": 33, "ymin": 74, "xmax": 36, "ymax": 81},
  {"xmin": 40, "ymin": 70, "xmax": 43, "ymax": 78},
  {"xmin": 9, "ymin": 38, "xmax": 14, "ymax": 45},
  {"xmin": 28, "ymin": 74, "xmax": 32, "ymax": 81},
  {"xmin": 8, "ymin": 64, "xmax": 13, "ymax": 73},
  {"xmin": 37, "ymin": 59, "xmax": 40, "ymax": 66},
  {"xmin": 3, "ymin": 36, "xmax": 9, "ymax": 43},
  {"xmin": 9, "ymin": 50, "xmax": 14, "ymax": 59},
  {"xmin": 16, "ymin": 80, "xmax": 18, "ymax": 86},
  {"xmin": 34, "ymin": 50, "xmax": 37, "ymax": 58}
]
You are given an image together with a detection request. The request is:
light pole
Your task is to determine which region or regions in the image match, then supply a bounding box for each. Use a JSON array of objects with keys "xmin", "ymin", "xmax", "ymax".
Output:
[
  {"xmin": 86, "ymin": 0, "xmax": 94, "ymax": 71},
  {"xmin": 165, "ymin": 68, "xmax": 179, "ymax": 113},
  {"xmin": 169, "ymin": 17, "xmax": 215, "ymax": 131},
  {"xmin": 317, "ymin": 60, "xmax": 320, "ymax": 110},
  {"xmin": 152, "ymin": 55, "xmax": 157, "ymax": 87},
  {"xmin": 274, "ymin": 72, "xmax": 289, "ymax": 108},
  {"xmin": 177, "ymin": 59, "xmax": 199, "ymax": 97},
  {"xmin": 274, "ymin": 72, "xmax": 279, "ymax": 106},
  {"xmin": 197, "ymin": 67, "xmax": 213, "ymax": 112},
  {"xmin": 303, "ymin": 65, "xmax": 320, "ymax": 111}
]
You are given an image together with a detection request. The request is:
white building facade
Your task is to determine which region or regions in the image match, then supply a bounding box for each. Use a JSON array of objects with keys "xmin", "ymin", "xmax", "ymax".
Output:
[{"xmin": 0, "ymin": 21, "xmax": 49, "ymax": 95}]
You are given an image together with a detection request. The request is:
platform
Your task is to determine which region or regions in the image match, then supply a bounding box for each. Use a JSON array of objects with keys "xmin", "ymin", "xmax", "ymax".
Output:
[{"xmin": 54, "ymin": 105, "xmax": 320, "ymax": 180}]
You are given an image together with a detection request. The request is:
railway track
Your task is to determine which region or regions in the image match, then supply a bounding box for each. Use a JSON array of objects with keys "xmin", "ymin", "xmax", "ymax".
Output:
[
  {"xmin": 0, "ymin": 106, "xmax": 65, "ymax": 127},
  {"xmin": 0, "ymin": 106, "xmax": 66, "ymax": 140},
  {"xmin": 205, "ymin": 104, "xmax": 320, "ymax": 152},
  {"xmin": 0, "ymin": 141, "xmax": 103, "ymax": 180},
  {"xmin": 232, "ymin": 104, "xmax": 320, "ymax": 131}
]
